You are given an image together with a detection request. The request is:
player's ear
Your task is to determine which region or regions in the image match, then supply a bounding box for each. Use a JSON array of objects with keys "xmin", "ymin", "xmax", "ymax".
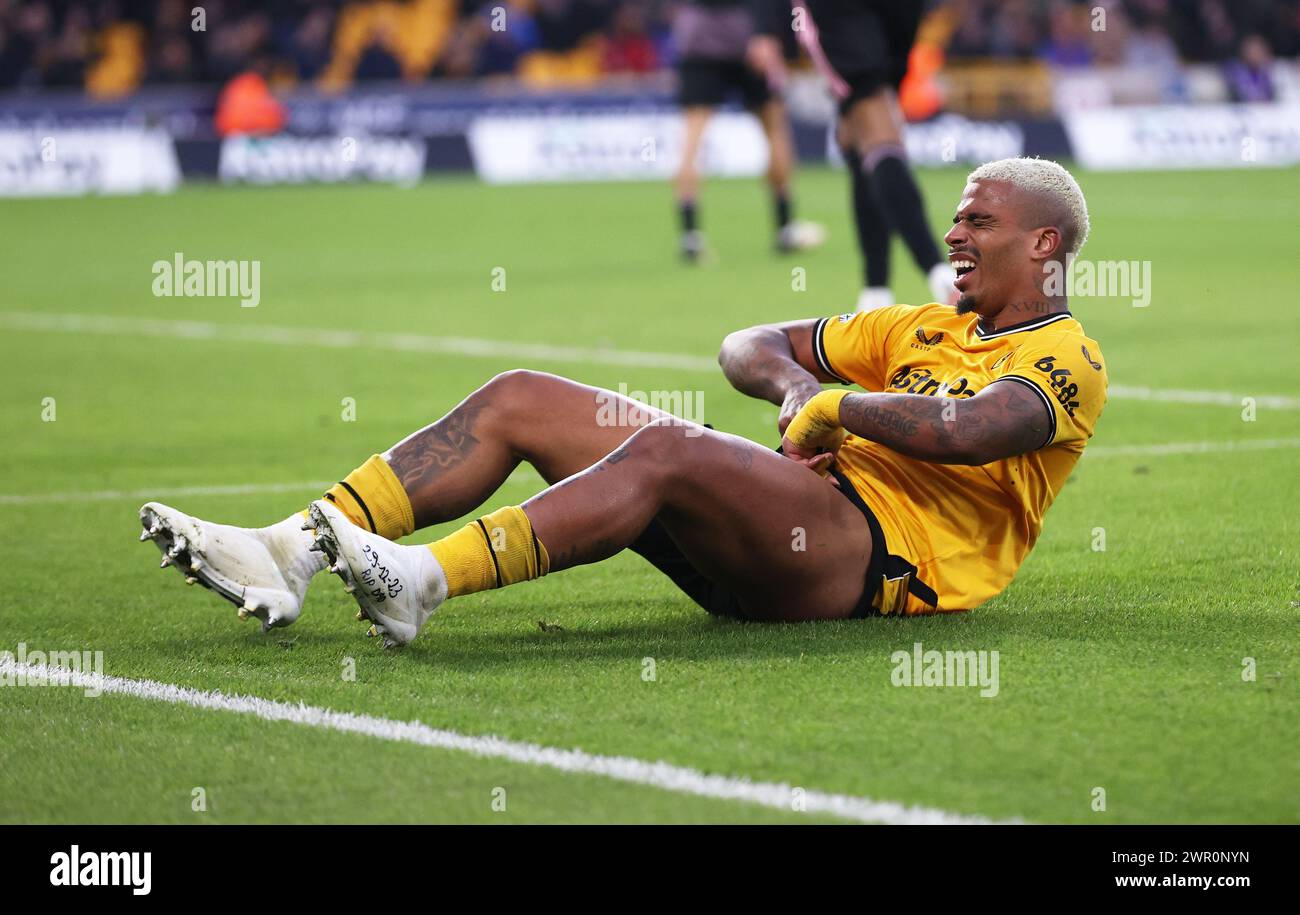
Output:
[{"xmin": 1029, "ymin": 226, "xmax": 1063, "ymax": 261}]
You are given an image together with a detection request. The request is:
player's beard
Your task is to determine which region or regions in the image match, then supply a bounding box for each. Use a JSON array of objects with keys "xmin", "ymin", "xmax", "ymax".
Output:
[{"xmin": 956, "ymin": 294, "xmax": 978, "ymax": 315}]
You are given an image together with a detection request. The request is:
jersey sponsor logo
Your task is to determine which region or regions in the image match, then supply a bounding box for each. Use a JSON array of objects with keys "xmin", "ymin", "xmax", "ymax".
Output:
[
  {"xmin": 1033, "ymin": 355, "xmax": 1081, "ymax": 416},
  {"xmin": 889, "ymin": 365, "xmax": 978, "ymax": 398},
  {"xmin": 912, "ymin": 327, "xmax": 944, "ymax": 348},
  {"xmin": 1082, "ymin": 344, "xmax": 1103, "ymax": 371}
]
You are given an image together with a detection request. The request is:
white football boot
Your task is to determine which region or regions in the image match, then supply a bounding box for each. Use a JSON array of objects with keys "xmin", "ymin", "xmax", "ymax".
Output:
[
  {"xmin": 304, "ymin": 499, "xmax": 447, "ymax": 649},
  {"xmin": 139, "ymin": 502, "xmax": 322, "ymax": 631},
  {"xmin": 680, "ymin": 229, "xmax": 707, "ymax": 263}
]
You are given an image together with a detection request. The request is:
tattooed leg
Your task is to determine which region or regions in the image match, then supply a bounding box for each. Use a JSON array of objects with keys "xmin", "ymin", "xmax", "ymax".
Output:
[{"xmin": 382, "ymin": 370, "xmax": 678, "ymax": 530}]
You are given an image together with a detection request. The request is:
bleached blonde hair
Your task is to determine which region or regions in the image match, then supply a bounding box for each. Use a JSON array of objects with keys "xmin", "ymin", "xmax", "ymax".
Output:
[{"xmin": 966, "ymin": 157, "xmax": 1090, "ymax": 255}]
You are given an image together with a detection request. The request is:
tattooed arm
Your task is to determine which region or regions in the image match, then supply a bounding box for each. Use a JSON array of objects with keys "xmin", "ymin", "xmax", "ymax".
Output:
[
  {"xmin": 787, "ymin": 380, "xmax": 1052, "ymax": 466},
  {"xmin": 718, "ymin": 319, "xmax": 836, "ymax": 434}
]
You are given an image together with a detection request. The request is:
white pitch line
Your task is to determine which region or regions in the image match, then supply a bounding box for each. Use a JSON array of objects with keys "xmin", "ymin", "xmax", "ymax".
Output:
[
  {"xmin": 0, "ymin": 440, "xmax": 1292, "ymax": 507},
  {"xmin": 0, "ymin": 310, "xmax": 718, "ymax": 373},
  {"xmin": 0, "ymin": 480, "xmax": 335, "ymax": 507},
  {"xmin": 0, "ymin": 659, "xmax": 1002, "ymax": 825},
  {"xmin": 1107, "ymin": 384, "xmax": 1299, "ymax": 410},
  {"xmin": 3, "ymin": 310, "xmax": 1297, "ymax": 410},
  {"xmin": 1085, "ymin": 437, "xmax": 1300, "ymax": 458},
  {"xmin": 0, "ymin": 469, "xmax": 542, "ymax": 507}
]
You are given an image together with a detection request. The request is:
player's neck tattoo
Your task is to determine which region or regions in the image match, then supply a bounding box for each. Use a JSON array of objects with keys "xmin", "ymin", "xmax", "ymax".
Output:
[{"xmin": 980, "ymin": 299, "xmax": 1068, "ymax": 334}]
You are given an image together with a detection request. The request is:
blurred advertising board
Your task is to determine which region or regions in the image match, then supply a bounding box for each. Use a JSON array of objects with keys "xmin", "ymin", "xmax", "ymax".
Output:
[
  {"xmin": 467, "ymin": 111, "xmax": 767, "ymax": 183},
  {"xmin": 217, "ymin": 134, "xmax": 426, "ymax": 185},
  {"xmin": 1063, "ymin": 102, "xmax": 1300, "ymax": 169},
  {"xmin": 0, "ymin": 128, "xmax": 180, "ymax": 197}
]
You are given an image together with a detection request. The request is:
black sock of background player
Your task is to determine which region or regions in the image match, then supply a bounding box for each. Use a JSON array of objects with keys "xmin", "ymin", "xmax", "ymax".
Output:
[
  {"xmin": 773, "ymin": 193, "xmax": 791, "ymax": 231},
  {"xmin": 844, "ymin": 147, "xmax": 892, "ymax": 287},
  {"xmin": 865, "ymin": 146, "xmax": 942, "ymax": 272},
  {"xmin": 679, "ymin": 201, "xmax": 698, "ymax": 234}
]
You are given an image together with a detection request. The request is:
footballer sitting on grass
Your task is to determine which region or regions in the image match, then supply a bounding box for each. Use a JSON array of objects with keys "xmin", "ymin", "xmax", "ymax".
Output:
[{"xmin": 139, "ymin": 157, "xmax": 1107, "ymax": 647}]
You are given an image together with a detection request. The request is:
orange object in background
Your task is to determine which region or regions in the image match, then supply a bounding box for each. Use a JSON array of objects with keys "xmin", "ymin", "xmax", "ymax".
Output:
[
  {"xmin": 899, "ymin": 42, "xmax": 945, "ymax": 122},
  {"xmin": 214, "ymin": 73, "xmax": 288, "ymax": 137}
]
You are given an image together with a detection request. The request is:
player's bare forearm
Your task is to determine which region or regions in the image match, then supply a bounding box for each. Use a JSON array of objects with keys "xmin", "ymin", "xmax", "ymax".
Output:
[
  {"xmin": 719, "ymin": 320, "xmax": 835, "ymax": 434},
  {"xmin": 837, "ymin": 382, "xmax": 1050, "ymax": 465},
  {"xmin": 719, "ymin": 326, "xmax": 817, "ymax": 405}
]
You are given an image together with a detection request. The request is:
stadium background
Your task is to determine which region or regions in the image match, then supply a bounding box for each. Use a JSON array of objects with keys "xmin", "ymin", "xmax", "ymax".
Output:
[
  {"xmin": 1, "ymin": 0, "xmax": 1297, "ymax": 825},
  {"xmin": 2, "ymin": 0, "xmax": 1298, "ymax": 184}
]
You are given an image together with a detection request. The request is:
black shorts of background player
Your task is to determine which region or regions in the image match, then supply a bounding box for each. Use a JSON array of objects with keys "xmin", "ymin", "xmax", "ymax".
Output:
[
  {"xmin": 797, "ymin": 0, "xmax": 956, "ymax": 309},
  {"xmin": 672, "ymin": 0, "xmax": 825, "ymax": 261}
]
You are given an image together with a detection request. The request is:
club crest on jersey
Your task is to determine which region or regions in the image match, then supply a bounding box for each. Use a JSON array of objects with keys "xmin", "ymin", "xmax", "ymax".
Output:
[
  {"xmin": 912, "ymin": 328, "xmax": 944, "ymax": 349},
  {"xmin": 989, "ymin": 351, "xmax": 1014, "ymax": 371}
]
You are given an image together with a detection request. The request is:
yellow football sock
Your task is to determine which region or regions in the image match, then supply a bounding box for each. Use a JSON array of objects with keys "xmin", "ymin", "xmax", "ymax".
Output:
[
  {"xmin": 428, "ymin": 505, "xmax": 550, "ymax": 598},
  {"xmin": 322, "ymin": 454, "xmax": 415, "ymax": 541}
]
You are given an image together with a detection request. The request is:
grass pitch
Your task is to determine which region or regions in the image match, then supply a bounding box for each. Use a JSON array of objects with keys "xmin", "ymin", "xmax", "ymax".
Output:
[{"xmin": 1, "ymin": 165, "xmax": 1297, "ymax": 824}]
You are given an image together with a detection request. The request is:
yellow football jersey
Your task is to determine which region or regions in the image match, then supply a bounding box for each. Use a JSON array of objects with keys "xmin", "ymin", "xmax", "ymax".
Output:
[{"xmin": 813, "ymin": 303, "xmax": 1108, "ymax": 615}]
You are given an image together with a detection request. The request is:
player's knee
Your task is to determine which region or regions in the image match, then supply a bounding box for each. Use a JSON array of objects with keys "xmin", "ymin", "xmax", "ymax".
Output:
[
  {"xmin": 481, "ymin": 368, "xmax": 551, "ymax": 405},
  {"xmin": 484, "ymin": 368, "xmax": 543, "ymax": 391},
  {"xmin": 471, "ymin": 369, "xmax": 553, "ymax": 430},
  {"xmin": 625, "ymin": 418, "xmax": 698, "ymax": 468},
  {"xmin": 618, "ymin": 418, "xmax": 712, "ymax": 483}
]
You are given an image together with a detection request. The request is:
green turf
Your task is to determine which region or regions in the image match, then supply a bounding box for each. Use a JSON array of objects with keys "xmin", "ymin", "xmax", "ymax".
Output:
[{"xmin": 1, "ymin": 166, "xmax": 1297, "ymax": 824}]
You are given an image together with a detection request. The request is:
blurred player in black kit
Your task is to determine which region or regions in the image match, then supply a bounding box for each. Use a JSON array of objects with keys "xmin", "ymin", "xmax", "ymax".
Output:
[
  {"xmin": 672, "ymin": 0, "xmax": 826, "ymax": 261},
  {"xmin": 795, "ymin": 0, "xmax": 957, "ymax": 309}
]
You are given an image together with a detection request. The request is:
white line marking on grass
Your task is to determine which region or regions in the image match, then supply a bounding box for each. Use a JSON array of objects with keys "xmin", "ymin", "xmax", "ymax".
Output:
[
  {"xmin": 1, "ymin": 440, "xmax": 1294, "ymax": 507},
  {"xmin": 0, "ymin": 311, "xmax": 718, "ymax": 373},
  {"xmin": 0, "ymin": 469, "xmax": 541, "ymax": 507},
  {"xmin": 0, "ymin": 658, "xmax": 1006, "ymax": 825},
  {"xmin": 1085, "ymin": 437, "xmax": 1300, "ymax": 458},
  {"xmin": 4, "ymin": 310, "xmax": 1298, "ymax": 410},
  {"xmin": 1107, "ymin": 384, "xmax": 1300, "ymax": 411},
  {"xmin": 0, "ymin": 480, "xmax": 335, "ymax": 506}
]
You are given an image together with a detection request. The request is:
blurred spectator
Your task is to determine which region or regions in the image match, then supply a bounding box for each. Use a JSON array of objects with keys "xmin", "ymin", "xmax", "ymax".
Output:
[
  {"xmin": 603, "ymin": 2, "xmax": 659, "ymax": 74},
  {"xmin": 1039, "ymin": 1, "xmax": 1093, "ymax": 68},
  {"xmin": 989, "ymin": 1, "xmax": 1040, "ymax": 60},
  {"xmin": 1124, "ymin": 2, "xmax": 1185, "ymax": 97},
  {"xmin": 533, "ymin": 0, "xmax": 607, "ymax": 54},
  {"xmin": 1224, "ymin": 33, "xmax": 1275, "ymax": 102},
  {"xmin": 1174, "ymin": 0, "xmax": 1237, "ymax": 63},
  {"xmin": 145, "ymin": 0, "xmax": 195, "ymax": 84},
  {"xmin": 288, "ymin": 5, "xmax": 335, "ymax": 81},
  {"xmin": 437, "ymin": 2, "xmax": 541, "ymax": 78},
  {"xmin": 354, "ymin": 18, "xmax": 402, "ymax": 80},
  {"xmin": 43, "ymin": 3, "xmax": 93, "ymax": 87},
  {"xmin": 148, "ymin": 32, "xmax": 196, "ymax": 84},
  {"xmin": 0, "ymin": 2, "xmax": 52, "ymax": 88},
  {"xmin": 946, "ymin": 0, "xmax": 994, "ymax": 59},
  {"xmin": 206, "ymin": 9, "xmax": 273, "ymax": 84}
]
